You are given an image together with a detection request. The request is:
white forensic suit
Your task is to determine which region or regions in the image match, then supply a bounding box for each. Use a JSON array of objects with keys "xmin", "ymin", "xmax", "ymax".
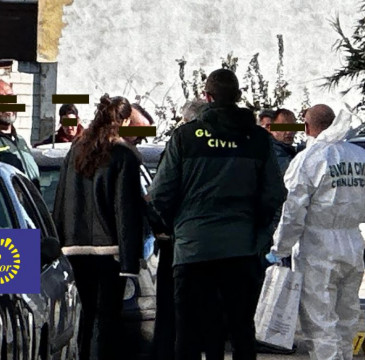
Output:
[{"xmin": 271, "ymin": 111, "xmax": 365, "ymax": 360}]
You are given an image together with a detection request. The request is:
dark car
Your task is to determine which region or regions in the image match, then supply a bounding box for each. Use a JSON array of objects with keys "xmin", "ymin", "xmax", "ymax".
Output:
[
  {"xmin": 347, "ymin": 135, "xmax": 365, "ymax": 150},
  {"xmin": 31, "ymin": 143, "xmax": 165, "ymax": 211},
  {"xmin": 136, "ymin": 143, "xmax": 165, "ymax": 177},
  {"xmin": 0, "ymin": 162, "xmax": 81, "ymax": 359}
]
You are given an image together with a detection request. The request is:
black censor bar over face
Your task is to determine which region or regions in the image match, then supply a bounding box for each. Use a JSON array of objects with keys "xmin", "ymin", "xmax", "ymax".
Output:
[
  {"xmin": 61, "ymin": 117, "xmax": 78, "ymax": 126},
  {"xmin": 52, "ymin": 94, "xmax": 90, "ymax": 104},
  {"xmin": 0, "ymin": 95, "xmax": 17, "ymax": 103},
  {"xmin": 270, "ymin": 123, "xmax": 305, "ymax": 132},
  {"xmin": 0, "ymin": 104, "xmax": 25, "ymax": 112},
  {"xmin": 119, "ymin": 126, "xmax": 157, "ymax": 137}
]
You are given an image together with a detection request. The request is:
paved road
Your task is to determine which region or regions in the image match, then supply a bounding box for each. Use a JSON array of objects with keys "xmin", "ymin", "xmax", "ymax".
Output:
[
  {"xmin": 228, "ymin": 274, "xmax": 365, "ymax": 359},
  {"xmin": 135, "ymin": 271, "xmax": 365, "ymax": 359},
  {"xmin": 216, "ymin": 338, "xmax": 365, "ymax": 359}
]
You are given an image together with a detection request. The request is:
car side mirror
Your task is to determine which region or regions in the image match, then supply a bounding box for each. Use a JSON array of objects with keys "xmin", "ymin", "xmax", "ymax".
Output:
[{"xmin": 41, "ymin": 236, "xmax": 61, "ymax": 268}]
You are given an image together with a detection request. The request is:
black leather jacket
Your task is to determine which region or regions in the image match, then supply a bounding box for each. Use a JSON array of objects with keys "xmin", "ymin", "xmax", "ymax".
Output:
[{"xmin": 53, "ymin": 141, "xmax": 144, "ymax": 274}]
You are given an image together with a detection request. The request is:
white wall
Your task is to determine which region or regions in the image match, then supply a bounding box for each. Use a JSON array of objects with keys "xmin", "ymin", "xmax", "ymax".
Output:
[{"xmin": 57, "ymin": 0, "xmax": 360, "ymax": 124}]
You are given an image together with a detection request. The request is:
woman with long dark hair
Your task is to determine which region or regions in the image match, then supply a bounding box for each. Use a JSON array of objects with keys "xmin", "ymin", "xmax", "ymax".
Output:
[{"xmin": 53, "ymin": 94, "xmax": 144, "ymax": 360}]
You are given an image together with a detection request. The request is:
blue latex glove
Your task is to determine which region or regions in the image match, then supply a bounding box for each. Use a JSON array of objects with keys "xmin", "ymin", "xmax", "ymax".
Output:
[{"xmin": 265, "ymin": 252, "xmax": 282, "ymax": 264}]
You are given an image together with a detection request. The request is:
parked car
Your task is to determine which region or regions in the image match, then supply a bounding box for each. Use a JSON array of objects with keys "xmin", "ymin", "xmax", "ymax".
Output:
[
  {"xmin": 136, "ymin": 143, "xmax": 165, "ymax": 177},
  {"xmin": 343, "ymin": 134, "xmax": 365, "ymax": 311},
  {"xmin": 0, "ymin": 162, "xmax": 81, "ymax": 359},
  {"xmin": 347, "ymin": 135, "xmax": 365, "ymax": 150},
  {"xmin": 31, "ymin": 143, "xmax": 165, "ymax": 212}
]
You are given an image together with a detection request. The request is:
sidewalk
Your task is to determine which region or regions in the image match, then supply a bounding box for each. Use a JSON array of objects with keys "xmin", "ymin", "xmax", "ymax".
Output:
[{"xmin": 145, "ymin": 271, "xmax": 365, "ymax": 360}]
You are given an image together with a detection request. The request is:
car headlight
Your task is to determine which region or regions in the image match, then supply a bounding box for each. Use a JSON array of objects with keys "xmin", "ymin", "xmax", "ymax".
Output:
[{"xmin": 123, "ymin": 278, "xmax": 136, "ymax": 301}]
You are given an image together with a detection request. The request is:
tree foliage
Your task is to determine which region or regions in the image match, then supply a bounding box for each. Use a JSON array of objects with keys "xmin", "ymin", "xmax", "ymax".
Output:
[
  {"xmin": 273, "ymin": 35, "xmax": 292, "ymax": 108},
  {"xmin": 176, "ymin": 35, "xmax": 292, "ymax": 113},
  {"xmin": 155, "ymin": 35, "xmax": 300, "ymax": 141},
  {"xmin": 323, "ymin": 3, "xmax": 365, "ymax": 111},
  {"xmin": 240, "ymin": 35, "xmax": 291, "ymax": 111},
  {"xmin": 241, "ymin": 53, "xmax": 271, "ymax": 110}
]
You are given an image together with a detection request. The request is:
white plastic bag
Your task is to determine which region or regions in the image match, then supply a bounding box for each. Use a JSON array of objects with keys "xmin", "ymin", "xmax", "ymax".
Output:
[{"xmin": 255, "ymin": 265, "xmax": 303, "ymax": 349}]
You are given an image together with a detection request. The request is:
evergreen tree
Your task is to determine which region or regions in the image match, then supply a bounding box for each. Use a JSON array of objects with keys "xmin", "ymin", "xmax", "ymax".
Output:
[
  {"xmin": 324, "ymin": 3, "xmax": 365, "ymax": 110},
  {"xmin": 273, "ymin": 35, "xmax": 291, "ymax": 108}
]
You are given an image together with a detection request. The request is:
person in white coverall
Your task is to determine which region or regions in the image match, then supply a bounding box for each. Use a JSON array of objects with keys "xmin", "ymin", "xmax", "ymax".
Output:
[{"xmin": 266, "ymin": 104, "xmax": 365, "ymax": 360}]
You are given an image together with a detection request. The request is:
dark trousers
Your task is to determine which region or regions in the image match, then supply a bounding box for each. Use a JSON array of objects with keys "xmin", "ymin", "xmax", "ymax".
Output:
[
  {"xmin": 173, "ymin": 256, "xmax": 261, "ymax": 360},
  {"xmin": 68, "ymin": 255, "xmax": 126, "ymax": 360},
  {"xmin": 151, "ymin": 241, "xmax": 175, "ymax": 360}
]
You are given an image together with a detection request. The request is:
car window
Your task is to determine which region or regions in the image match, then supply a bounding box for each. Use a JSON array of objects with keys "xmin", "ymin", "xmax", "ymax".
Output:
[
  {"xmin": 12, "ymin": 176, "xmax": 42, "ymax": 230},
  {"xmin": 0, "ymin": 186, "xmax": 14, "ymax": 229},
  {"xmin": 38, "ymin": 169, "xmax": 61, "ymax": 213},
  {"xmin": 149, "ymin": 168, "xmax": 157, "ymax": 178},
  {"xmin": 350, "ymin": 141, "xmax": 365, "ymax": 150},
  {"xmin": 16, "ymin": 175, "xmax": 58, "ymax": 238}
]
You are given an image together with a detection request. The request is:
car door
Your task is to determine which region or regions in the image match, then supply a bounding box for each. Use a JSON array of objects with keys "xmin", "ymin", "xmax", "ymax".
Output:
[
  {"xmin": 9, "ymin": 174, "xmax": 80, "ymax": 358},
  {"xmin": 0, "ymin": 178, "xmax": 20, "ymax": 359}
]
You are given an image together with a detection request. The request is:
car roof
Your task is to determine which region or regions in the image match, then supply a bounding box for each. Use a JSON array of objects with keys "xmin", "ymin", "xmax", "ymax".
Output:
[
  {"xmin": 0, "ymin": 161, "xmax": 21, "ymax": 178},
  {"xmin": 35, "ymin": 143, "xmax": 72, "ymax": 150},
  {"xmin": 31, "ymin": 143, "xmax": 165, "ymax": 171},
  {"xmin": 348, "ymin": 136, "xmax": 365, "ymax": 143},
  {"xmin": 137, "ymin": 143, "xmax": 165, "ymax": 169},
  {"xmin": 0, "ymin": 163, "xmax": 29, "ymax": 228},
  {"xmin": 31, "ymin": 148, "xmax": 70, "ymax": 168}
]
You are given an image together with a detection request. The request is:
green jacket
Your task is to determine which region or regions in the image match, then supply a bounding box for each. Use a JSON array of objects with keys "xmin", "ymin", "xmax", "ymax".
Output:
[
  {"xmin": 0, "ymin": 127, "xmax": 40, "ymax": 187},
  {"xmin": 149, "ymin": 103, "xmax": 286, "ymax": 266}
]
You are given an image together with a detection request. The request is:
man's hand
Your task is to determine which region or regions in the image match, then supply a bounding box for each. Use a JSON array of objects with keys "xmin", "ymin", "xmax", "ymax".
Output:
[
  {"xmin": 155, "ymin": 233, "xmax": 170, "ymax": 241},
  {"xmin": 265, "ymin": 252, "xmax": 282, "ymax": 265}
]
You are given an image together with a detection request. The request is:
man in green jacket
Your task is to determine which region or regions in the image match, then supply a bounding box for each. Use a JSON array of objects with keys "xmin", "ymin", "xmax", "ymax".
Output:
[
  {"xmin": 0, "ymin": 79, "xmax": 40, "ymax": 188},
  {"xmin": 148, "ymin": 69, "xmax": 286, "ymax": 360}
]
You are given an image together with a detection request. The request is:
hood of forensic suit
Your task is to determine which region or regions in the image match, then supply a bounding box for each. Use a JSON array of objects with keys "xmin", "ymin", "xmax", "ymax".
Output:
[{"xmin": 308, "ymin": 110, "xmax": 353, "ymax": 148}]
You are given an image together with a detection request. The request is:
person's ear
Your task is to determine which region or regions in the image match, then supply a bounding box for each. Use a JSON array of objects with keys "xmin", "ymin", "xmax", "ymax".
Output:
[
  {"xmin": 205, "ymin": 92, "xmax": 214, "ymax": 103},
  {"xmin": 304, "ymin": 121, "xmax": 310, "ymax": 136},
  {"xmin": 122, "ymin": 118, "xmax": 131, "ymax": 127},
  {"xmin": 235, "ymin": 90, "xmax": 242, "ymax": 102}
]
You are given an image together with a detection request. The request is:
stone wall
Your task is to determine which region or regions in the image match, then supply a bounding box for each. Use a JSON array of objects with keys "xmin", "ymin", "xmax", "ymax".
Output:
[
  {"xmin": 0, "ymin": 61, "xmax": 40, "ymax": 145},
  {"xmin": 57, "ymin": 0, "xmax": 361, "ymax": 124},
  {"xmin": 0, "ymin": 61, "xmax": 58, "ymax": 145}
]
